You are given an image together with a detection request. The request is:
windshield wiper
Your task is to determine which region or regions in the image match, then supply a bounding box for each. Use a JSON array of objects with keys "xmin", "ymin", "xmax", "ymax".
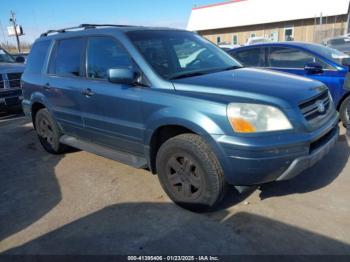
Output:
[
  {"xmin": 169, "ymin": 71, "xmax": 210, "ymax": 80},
  {"xmin": 169, "ymin": 66, "xmax": 243, "ymax": 80},
  {"xmin": 221, "ymin": 65, "xmax": 243, "ymax": 71}
]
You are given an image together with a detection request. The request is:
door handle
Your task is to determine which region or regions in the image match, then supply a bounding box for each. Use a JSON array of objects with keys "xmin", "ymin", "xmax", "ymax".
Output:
[
  {"xmin": 82, "ymin": 88, "xmax": 94, "ymax": 97},
  {"xmin": 43, "ymin": 83, "xmax": 50, "ymax": 90}
]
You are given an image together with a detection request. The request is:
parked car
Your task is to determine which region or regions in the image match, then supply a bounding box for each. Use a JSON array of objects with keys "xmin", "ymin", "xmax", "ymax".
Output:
[
  {"xmin": 228, "ymin": 42, "xmax": 350, "ymax": 127},
  {"xmin": 246, "ymin": 36, "xmax": 270, "ymax": 46},
  {"xmin": 218, "ymin": 42, "xmax": 240, "ymax": 51},
  {"xmin": 22, "ymin": 25, "xmax": 339, "ymax": 211},
  {"xmin": 0, "ymin": 47, "xmax": 25, "ymax": 111},
  {"xmin": 323, "ymin": 36, "xmax": 350, "ymax": 55}
]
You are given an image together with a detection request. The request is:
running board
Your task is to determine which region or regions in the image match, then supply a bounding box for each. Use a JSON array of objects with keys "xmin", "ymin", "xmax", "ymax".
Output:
[{"xmin": 59, "ymin": 135, "xmax": 148, "ymax": 169}]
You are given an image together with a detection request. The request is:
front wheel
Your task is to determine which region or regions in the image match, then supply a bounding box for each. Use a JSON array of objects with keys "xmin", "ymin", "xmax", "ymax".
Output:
[
  {"xmin": 156, "ymin": 134, "xmax": 226, "ymax": 212},
  {"xmin": 340, "ymin": 96, "xmax": 350, "ymax": 128}
]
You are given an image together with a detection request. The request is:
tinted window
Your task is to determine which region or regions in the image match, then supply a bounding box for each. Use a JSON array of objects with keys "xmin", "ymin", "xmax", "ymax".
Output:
[
  {"xmin": 87, "ymin": 37, "xmax": 133, "ymax": 79},
  {"xmin": 26, "ymin": 40, "xmax": 51, "ymax": 74},
  {"xmin": 233, "ymin": 48, "xmax": 264, "ymax": 67},
  {"xmin": 304, "ymin": 43, "xmax": 348, "ymax": 66},
  {"xmin": 128, "ymin": 30, "xmax": 241, "ymax": 79},
  {"xmin": 330, "ymin": 38, "xmax": 347, "ymax": 46},
  {"xmin": 51, "ymin": 38, "xmax": 84, "ymax": 77},
  {"xmin": 268, "ymin": 47, "xmax": 327, "ymax": 68}
]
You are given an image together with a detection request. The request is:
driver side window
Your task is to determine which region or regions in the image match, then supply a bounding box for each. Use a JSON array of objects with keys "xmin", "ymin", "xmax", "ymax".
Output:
[
  {"xmin": 268, "ymin": 47, "xmax": 331, "ymax": 69},
  {"xmin": 87, "ymin": 37, "xmax": 133, "ymax": 80}
]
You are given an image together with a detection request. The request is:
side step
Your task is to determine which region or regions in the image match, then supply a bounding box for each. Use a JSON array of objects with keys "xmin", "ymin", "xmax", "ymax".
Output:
[{"xmin": 59, "ymin": 135, "xmax": 148, "ymax": 169}]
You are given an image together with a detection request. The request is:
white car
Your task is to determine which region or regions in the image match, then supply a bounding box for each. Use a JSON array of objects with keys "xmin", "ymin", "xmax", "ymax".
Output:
[{"xmin": 245, "ymin": 37, "xmax": 270, "ymax": 45}]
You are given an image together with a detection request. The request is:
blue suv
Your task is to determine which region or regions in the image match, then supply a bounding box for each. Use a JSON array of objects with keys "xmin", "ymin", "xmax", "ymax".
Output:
[
  {"xmin": 228, "ymin": 42, "xmax": 350, "ymax": 127},
  {"xmin": 22, "ymin": 25, "xmax": 339, "ymax": 211}
]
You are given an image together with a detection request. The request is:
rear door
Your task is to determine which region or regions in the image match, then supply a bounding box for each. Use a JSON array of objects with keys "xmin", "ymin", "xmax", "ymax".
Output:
[
  {"xmin": 45, "ymin": 37, "xmax": 86, "ymax": 136},
  {"xmin": 79, "ymin": 36, "xmax": 144, "ymax": 155}
]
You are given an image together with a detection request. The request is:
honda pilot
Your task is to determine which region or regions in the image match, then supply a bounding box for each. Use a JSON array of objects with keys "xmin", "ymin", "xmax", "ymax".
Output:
[{"xmin": 22, "ymin": 24, "xmax": 339, "ymax": 211}]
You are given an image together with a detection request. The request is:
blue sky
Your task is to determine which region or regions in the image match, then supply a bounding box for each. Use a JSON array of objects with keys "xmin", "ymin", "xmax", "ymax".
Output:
[{"xmin": 0, "ymin": 0, "xmax": 217, "ymax": 44}]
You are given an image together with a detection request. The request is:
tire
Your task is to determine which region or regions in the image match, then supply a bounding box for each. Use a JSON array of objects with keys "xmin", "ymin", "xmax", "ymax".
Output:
[
  {"xmin": 156, "ymin": 134, "xmax": 226, "ymax": 212},
  {"xmin": 340, "ymin": 96, "xmax": 350, "ymax": 128},
  {"xmin": 35, "ymin": 108, "xmax": 68, "ymax": 154}
]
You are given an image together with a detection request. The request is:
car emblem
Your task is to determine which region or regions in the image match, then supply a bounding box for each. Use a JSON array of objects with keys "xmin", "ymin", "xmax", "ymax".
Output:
[{"xmin": 316, "ymin": 100, "xmax": 326, "ymax": 113}]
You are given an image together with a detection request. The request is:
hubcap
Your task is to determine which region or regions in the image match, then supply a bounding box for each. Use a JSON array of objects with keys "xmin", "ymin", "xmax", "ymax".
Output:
[
  {"xmin": 38, "ymin": 117, "xmax": 54, "ymax": 147},
  {"xmin": 166, "ymin": 154, "xmax": 203, "ymax": 200}
]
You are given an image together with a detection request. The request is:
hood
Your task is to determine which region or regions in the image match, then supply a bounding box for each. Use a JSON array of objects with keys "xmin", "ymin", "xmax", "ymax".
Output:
[
  {"xmin": 0, "ymin": 62, "xmax": 25, "ymax": 74},
  {"xmin": 172, "ymin": 68, "xmax": 327, "ymax": 108}
]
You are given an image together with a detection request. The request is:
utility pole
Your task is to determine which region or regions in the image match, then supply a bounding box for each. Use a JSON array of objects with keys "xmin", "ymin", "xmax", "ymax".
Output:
[{"xmin": 9, "ymin": 10, "xmax": 21, "ymax": 53}]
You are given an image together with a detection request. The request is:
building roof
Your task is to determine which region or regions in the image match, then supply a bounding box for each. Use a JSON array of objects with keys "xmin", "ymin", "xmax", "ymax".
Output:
[{"xmin": 187, "ymin": 0, "xmax": 350, "ymax": 31}]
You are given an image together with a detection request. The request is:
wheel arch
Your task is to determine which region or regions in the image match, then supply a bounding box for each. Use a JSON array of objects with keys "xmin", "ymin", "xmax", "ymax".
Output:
[
  {"xmin": 337, "ymin": 91, "xmax": 350, "ymax": 111},
  {"xmin": 31, "ymin": 102, "xmax": 46, "ymax": 128},
  {"xmin": 146, "ymin": 121, "xmax": 227, "ymax": 176}
]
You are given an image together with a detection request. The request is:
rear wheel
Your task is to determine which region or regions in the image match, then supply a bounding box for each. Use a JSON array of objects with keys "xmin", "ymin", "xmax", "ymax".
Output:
[
  {"xmin": 340, "ymin": 96, "xmax": 350, "ymax": 128},
  {"xmin": 35, "ymin": 108, "xmax": 68, "ymax": 154},
  {"xmin": 156, "ymin": 134, "xmax": 226, "ymax": 212}
]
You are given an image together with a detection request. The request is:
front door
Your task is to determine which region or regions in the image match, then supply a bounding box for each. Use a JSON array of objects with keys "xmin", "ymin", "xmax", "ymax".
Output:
[{"xmin": 79, "ymin": 36, "xmax": 144, "ymax": 155}]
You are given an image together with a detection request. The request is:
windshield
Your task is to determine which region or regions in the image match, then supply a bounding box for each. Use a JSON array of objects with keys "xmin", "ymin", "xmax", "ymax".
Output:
[
  {"xmin": 306, "ymin": 44, "xmax": 349, "ymax": 65},
  {"xmin": 127, "ymin": 30, "xmax": 241, "ymax": 80},
  {"xmin": 0, "ymin": 48, "xmax": 15, "ymax": 63}
]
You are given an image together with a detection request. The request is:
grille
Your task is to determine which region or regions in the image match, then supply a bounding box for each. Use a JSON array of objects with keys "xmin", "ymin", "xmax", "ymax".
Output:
[
  {"xmin": 0, "ymin": 89, "xmax": 22, "ymax": 98},
  {"xmin": 299, "ymin": 91, "xmax": 330, "ymax": 122},
  {"xmin": 7, "ymin": 73, "xmax": 22, "ymax": 88}
]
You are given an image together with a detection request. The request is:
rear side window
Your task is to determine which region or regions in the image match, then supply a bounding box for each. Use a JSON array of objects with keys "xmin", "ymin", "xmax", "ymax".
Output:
[
  {"xmin": 87, "ymin": 37, "xmax": 133, "ymax": 80},
  {"xmin": 232, "ymin": 48, "xmax": 264, "ymax": 67},
  {"xmin": 26, "ymin": 40, "xmax": 51, "ymax": 74},
  {"xmin": 50, "ymin": 38, "xmax": 85, "ymax": 77}
]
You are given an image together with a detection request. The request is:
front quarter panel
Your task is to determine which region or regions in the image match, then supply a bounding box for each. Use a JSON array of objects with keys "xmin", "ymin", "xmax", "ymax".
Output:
[{"xmin": 142, "ymin": 89, "xmax": 228, "ymax": 141}]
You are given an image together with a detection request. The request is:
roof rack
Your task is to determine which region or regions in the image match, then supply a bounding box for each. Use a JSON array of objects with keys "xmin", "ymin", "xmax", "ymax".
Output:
[{"xmin": 40, "ymin": 24, "xmax": 135, "ymax": 37}]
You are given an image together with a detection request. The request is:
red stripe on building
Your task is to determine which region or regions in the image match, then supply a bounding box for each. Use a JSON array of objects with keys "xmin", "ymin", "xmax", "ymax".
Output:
[{"xmin": 192, "ymin": 0, "xmax": 247, "ymax": 10}]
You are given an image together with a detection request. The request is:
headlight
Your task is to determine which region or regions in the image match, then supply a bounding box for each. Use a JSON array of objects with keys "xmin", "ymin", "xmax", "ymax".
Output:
[{"xmin": 227, "ymin": 103, "xmax": 292, "ymax": 133}]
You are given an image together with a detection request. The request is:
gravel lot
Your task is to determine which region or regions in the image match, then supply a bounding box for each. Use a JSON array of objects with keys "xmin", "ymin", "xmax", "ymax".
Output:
[{"xmin": 0, "ymin": 113, "xmax": 349, "ymax": 255}]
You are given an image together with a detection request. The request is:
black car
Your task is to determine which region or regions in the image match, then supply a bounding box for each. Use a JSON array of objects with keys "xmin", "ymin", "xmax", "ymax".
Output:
[{"xmin": 0, "ymin": 47, "xmax": 25, "ymax": 111}]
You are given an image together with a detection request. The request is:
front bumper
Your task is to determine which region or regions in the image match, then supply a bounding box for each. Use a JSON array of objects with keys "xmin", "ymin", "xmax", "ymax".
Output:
[
  {"xmin": 276, "ymin": 125, "xmax": 338, "ymax": 181},
  {"xmin": 213, "ymin": 115, "xmax": 339, "ymax": 185}
]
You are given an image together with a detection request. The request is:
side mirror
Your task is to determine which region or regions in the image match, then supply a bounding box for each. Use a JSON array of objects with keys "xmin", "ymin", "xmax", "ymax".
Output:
[
  {"xmin": 107, "ymin": 68, "xmax": 139, "ymax": 85},
  {"xmin": 15, "ymin": 56, "xmax": 25, "ymax": 63},
  {"xmin": 304, "ymin": 62, "xmax": 323, "ymax": 74}
]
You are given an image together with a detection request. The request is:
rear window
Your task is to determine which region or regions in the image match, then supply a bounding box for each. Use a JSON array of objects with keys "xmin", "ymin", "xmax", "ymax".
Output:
[
  {"xmin": 49, "ymin": 38, "xmax": 85, "ymax": 77},
  {"xmin": 26, "ymin": 40, "xmax": 51, "ymax": 74},
  {"xmin": 232, "ymin": 48, "xmax": 264, "ymax": 67}
]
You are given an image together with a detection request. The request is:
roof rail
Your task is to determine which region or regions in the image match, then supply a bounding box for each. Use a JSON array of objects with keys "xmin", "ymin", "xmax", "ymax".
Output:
[{"xmin": 40, "ymin": 24, "xmax": 135, "ymax": 37}]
